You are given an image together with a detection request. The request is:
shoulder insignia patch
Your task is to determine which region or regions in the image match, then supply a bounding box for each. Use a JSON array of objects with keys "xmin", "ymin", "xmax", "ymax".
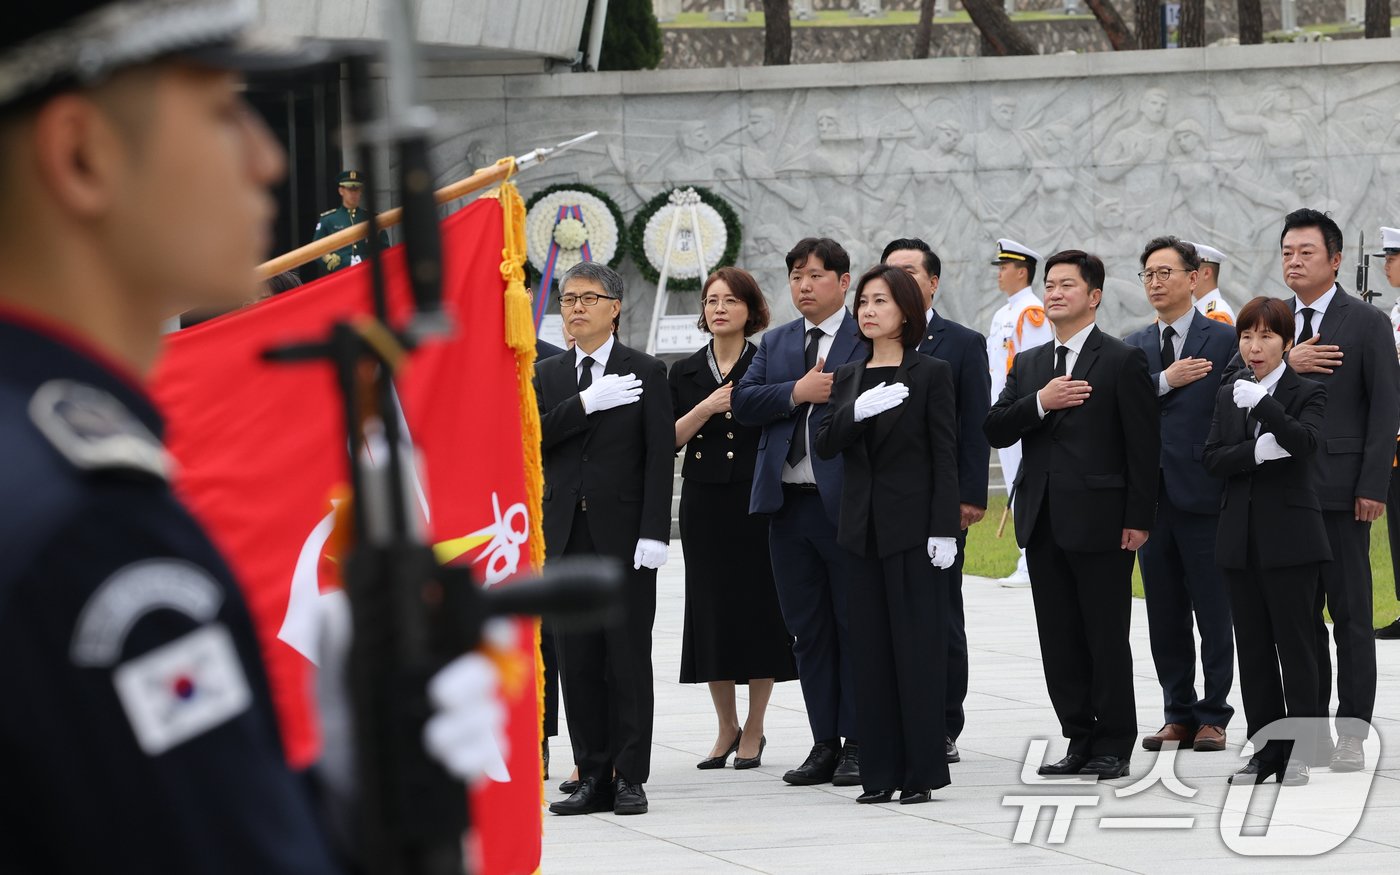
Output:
[
  {"xmin": 1207, "ymin": 310, "xmax": 1234, "ymax": 325},
  {"xmin": 29, "ymin": 380, "xmax": 170, "ymax": 480},
  {"xmin": 320, "ymin": 208, "xmax": 336, "ymax": 216}
]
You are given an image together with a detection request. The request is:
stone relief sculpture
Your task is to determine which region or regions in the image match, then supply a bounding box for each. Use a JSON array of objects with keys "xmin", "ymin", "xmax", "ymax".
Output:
[{"xmin": 430, "ymin": 62, "xmax": 1400, "ymax": 337}]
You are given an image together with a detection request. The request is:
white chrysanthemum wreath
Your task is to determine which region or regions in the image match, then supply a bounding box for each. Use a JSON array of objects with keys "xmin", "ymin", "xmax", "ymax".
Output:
[
  {"xmin": 524, "ymin": 187, "xmax": 622, "ymax": 277},
  {"xmin": 640, "ymin": 189, "xmax": 728, "ymax": 281}
]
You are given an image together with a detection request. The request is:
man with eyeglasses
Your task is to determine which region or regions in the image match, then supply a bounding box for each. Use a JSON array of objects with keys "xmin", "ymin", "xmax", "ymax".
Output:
[
  {"xmin": 1124, "ymin": 237, "xmax": 1237, "ymax": 757},
  {"xmin": 533, "ymin": 261, "xmax": 674, "ymax": 816}
]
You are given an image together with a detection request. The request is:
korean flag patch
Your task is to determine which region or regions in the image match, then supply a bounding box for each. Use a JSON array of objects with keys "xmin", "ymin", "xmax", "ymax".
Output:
[{"xmin": 114, "ymin": 624, "xmax": 252, "ymax": 756}]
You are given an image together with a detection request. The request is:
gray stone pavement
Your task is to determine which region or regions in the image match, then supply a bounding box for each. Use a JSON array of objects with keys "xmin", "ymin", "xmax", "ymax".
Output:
[{"xmin": 542, "ymin": 558, "xmax": 1400, "ymax": 873}]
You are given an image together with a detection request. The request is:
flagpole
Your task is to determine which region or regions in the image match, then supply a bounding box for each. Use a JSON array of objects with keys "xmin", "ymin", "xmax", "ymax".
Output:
[
  {"xmin": 257, "ymin": 161, "xmax": 514, "ymax": 280},
  {"xmin": 257, "ymin": 131, "xmax": 598, "ymax": 281}
]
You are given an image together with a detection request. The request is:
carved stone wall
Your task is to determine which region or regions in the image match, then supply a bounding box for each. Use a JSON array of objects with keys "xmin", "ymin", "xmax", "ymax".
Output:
[{"xmin": 422, "ymin": 42, "xmax": 1400, "ymax": 347}]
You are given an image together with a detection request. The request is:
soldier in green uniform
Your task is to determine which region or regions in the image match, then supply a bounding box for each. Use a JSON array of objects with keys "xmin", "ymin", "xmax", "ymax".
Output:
[{"xmin": 311, "ymin": 170, "xmax": 388, "ymax": 273}]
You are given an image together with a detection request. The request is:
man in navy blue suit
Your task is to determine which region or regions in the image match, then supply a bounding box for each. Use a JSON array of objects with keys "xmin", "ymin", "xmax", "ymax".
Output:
[
  {"xmin": 881, "ymin": 238, "xmax": 990, "ymax": 765},
  {"xmin": 734, "ymin": 237, "xmax": 865, "ymax": 787},
  {"xmin": 1124, "ymin": 236, "xmax": 1236, "ymax": 755}
]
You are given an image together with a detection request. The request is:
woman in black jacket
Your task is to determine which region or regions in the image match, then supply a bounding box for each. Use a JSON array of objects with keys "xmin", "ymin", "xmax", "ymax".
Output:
[
  {"xmin": 670, "ymin": 267, "xmax": 796, "ymax": 771},
  {"xmin": 815, "ymin": 264, "xmax": 959, "ymax": 804},
  {"xmin": 1203, "ymin": 296, "xmax": 1329, "ymax": 786}
]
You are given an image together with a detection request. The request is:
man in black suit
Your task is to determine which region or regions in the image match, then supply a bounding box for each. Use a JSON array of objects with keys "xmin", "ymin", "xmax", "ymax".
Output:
[
  {"xmin": 1277, "ymin": 209, "xmax": 1399, "ymax": 771},
  {"xmin": 733, "ymin": 238, "xmax": 866, "ymax": 787},
  {"xmin": 985, "ymin": 250, "xmax": 1159, "ymax": 779},
  {"xmin": 881, "ymin": 237, "xmax": 990, "ymax": 765},
  {"xmin": 533, "ymin": 262, "xmax": 674, "ymax": 816},
  {"xmin": 1124, "ymin": 236, "xmax": 1236, "ymax": 755}
]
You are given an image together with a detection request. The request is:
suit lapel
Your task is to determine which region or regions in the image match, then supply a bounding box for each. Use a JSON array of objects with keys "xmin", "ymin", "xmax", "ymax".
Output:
[
  {"xmin": 605, "ymin": 342, "xmax": 633, "ymax": 377},
  {"xmin": 873, "ymin": 349, "xmax": 919, "ymax": 449},
  {"xmin": 1182, "ymin": 310, "xmax": 1211, "ymax": 360},
  {"xmin": 920, "ymin": 309, "xmax": 947, "ymax": 359},
  {"xmin": 1320, "ymin": 286, "xmax": 1352, "ymax": 341},
  {"xmin": 825, "ymin": 311, "xmax": 861, "ymax": 369},
  {"xmin": 1070, "ymin": 326, "xmax": 1102, "ymax": 381}
]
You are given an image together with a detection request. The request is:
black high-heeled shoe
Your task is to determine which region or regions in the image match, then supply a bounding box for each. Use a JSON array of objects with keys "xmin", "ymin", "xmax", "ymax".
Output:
[
  {"xmin": 856, "ymin": 788, "xmax": 895, "ymax": 804},
  {"xmin": 1228, "ymin": 757, "xmax": 1284, "ymax": 784},
  {"xmin": 697, "ymin": 730, "xmax": 742, "ymax": 770},
  {"xmin": 733, "ymin": 735, "xmax": 767, "ymax": 770}
]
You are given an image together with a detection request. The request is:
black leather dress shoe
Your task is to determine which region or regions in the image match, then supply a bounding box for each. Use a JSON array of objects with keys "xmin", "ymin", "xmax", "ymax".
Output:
[
  {"xmin": 558, "ymin": 778, "xmax": 580, "ymax": 795},
  {"xmin": 1228, "ymin": 757, "xmax": 1281, "ymax": 784},
  {"xmin": 1281, "ymin": 760, "xmax": 1310, "ymax": 785},
  {"xmin": 1079, "ymin": 755, "xmax": 1130, "ymax": 779},
  {"xmin": 831, "ymin": 741, "xmax": 861, "ymax": 787},
  {"xmin": 856, "ymin": 788, "xmax": 894, "ymax": 804},
  {"xmin": 1037, "ymin": 753, "xmax": 1089, "ymax": 776},
  {"xmin": 783, "ymin": 743, "xmax": 839, "ymax": 786},
  {"xmin": 548, "ymin": 777, "xmax": 612, "ymax": 815},
  {"xmin": 945, "ymin": 737, "xmax": 960, "ymax": 764},
  {"xmin": 899, "ymin": 789, "xmax": 931, "ymax": 805},
  {"xmin": 1330, "ymin": 735, "xmax": 1365, "ymax": 772},
  {"xmin": 613, "ymin": 778, "xmax": 648, "ymax": 815},
  {"xmin": 1376, "ymin": 617, "xmax": 1400, "ymax": 639},
  {"xmin": 733, "ymin": 735, "xmax": 766, "ymax": 770}
]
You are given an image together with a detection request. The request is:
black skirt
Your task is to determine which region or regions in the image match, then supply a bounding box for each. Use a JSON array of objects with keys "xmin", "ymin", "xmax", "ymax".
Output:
[{"xmin": 678, "ymin": 479, "xmax": 798, "ymax": 684}]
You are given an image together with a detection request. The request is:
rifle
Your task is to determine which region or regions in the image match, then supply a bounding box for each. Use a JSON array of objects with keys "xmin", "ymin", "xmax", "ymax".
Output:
[
  {"xmin": 263, "ymin": 6, "xmax": 621, "ymax": 873},
  {"xmin": 1358, "ymin": 231, "xmax": 1378, "ymax": 304}
]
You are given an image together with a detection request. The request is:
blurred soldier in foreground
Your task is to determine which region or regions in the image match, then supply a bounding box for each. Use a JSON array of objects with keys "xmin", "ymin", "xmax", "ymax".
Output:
[{"xmin": 0, "ymin": 2, "xmax": 499, "ymax": 872}]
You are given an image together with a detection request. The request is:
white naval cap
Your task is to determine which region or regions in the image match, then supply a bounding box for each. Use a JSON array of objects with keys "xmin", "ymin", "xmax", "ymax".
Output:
[
  {"xmin": 991, "ymin": 238, "xmax": 1042, "ymax": 265},
  {"xmin": 1378, "ymin": 227, "xmax": 1400, "ymax": 254},
  {"xmin": 1187, "ymin": 241, "xmax": 1227, "ymax": 264}
]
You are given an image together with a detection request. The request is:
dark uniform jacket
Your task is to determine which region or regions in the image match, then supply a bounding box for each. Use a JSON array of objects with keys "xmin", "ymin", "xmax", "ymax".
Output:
[
  {"xmin": 1203, "ymin": 365, "xmax": 1332, "ymax": 569},
  {"xmin": 668, "ymin": 343, "xmax": 759, "ymax": 484},
  {"xmin": 815, "ymin": 348, "xmax": 961, "ymax": 559},
  {"xmin": 917, "ymin": 307, "xmax": 991, "ymax": 510},
  {"xmin": 984, "ymin": 325, "xmax": 1160, "ymax": 552},
  {"xmin": 0, "ymin": 313, "xmax": 338, "ymax": 874},
  {"xmin": 533, "ymin": 342, "xmax": 674, "ymax": 561},
  {"xmin": 311, "ymin": 205, "xmax": 389, "ymax": 273}
]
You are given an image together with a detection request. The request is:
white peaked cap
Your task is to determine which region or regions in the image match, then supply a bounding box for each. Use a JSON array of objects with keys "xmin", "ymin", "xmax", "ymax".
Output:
[
  {"xmin": 1187, "ymin": 242, "xmax": 1227, "ymax": 265},
  {"xmin": 992, "ymin": 238, "xmax": 1042, "ymax": 265},
  {"xmin": 1378, "ymin": 227, "xmax": 1400, "ymax": 254}
]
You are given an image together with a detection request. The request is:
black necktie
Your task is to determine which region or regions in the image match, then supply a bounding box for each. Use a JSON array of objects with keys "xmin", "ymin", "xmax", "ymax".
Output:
[
  {"xmin": 1298, "ymin": 307, "xmax": 1315, "ymax": 344},
  {"xmin": 578, "ymin": 356, "xmax": 595, "ymax": 392},
  {"xmin": 786, "ymin": 327, "xmax": 824, "ymax": 467},
  {"xmin": 1160, "ymin": 326, "xmax": 1177, "ymax": 370},
  {"xmin": 1054, "ymin": 345, "xmax": 1069, "ymax": 378}
]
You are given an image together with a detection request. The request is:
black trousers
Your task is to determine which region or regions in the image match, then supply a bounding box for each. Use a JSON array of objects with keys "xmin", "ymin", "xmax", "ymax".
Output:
[
  {"xmin": 768, "ymin": 487, "xmax": 858, "ymax": 743},
  {"xmin": 1137, "ymin": 483, "xmax": 1235, "ymax": 728},
  {"xmin": 540, "ymin": 618, "xmax": 558, "ymax": 738},
  {"xmin": 1025, "ymin": 500, "xmax": 1137, "ymax": 759},
  {"xmin": 1386, "ymin": 453, "xmax": 1400, "ymax": 602},
  {"xmin": 555, "ymin": 507, "xmax": 657, "ymax": 785},
  {"xmin": 848, "ymin": 546, "xmax": 950, "ymax": 793},
  {"xmin": 945, "ymin": 529, "xmax": 968, "ymax": 742},
  {"xmin": 1225, "ymin": 536, "xmax": 1324, "ymax": 766},
  {"xmin": 1315, "ymin": 510, "xmax": 1377, "ymax": 738}
]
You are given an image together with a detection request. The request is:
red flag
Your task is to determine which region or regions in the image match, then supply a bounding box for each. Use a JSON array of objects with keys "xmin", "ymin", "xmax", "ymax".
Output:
[{"xmin": 152, "ymin": 193, "xmax": 544, "ymax": 874}]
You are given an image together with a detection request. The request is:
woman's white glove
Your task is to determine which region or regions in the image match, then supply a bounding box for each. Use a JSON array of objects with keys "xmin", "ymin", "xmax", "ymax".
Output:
[
  {"xmin": 1232, "ymin": 380, "xmax": 1268, "ymax": 410},
  {"xmin": 580, "ymin": 373, "xmax": 642, "ymax": 414},
  {"xmin": 633, "ymin": 538, "xmax": 668, "ymax": 570},
  {"xmin": 1253, "ymin": 432, "xmax": 1292, "ymax": 462},
  {"xmin": 422, "ymin": 652, "xmax": 507, "ymax": 782},
  {"xmin": 853, "ymin": 381, "xmax": 909, "ymax": 422},
  {"xmin": 927, "ymin": 536, "xmax": 958, "ymax": 570}
]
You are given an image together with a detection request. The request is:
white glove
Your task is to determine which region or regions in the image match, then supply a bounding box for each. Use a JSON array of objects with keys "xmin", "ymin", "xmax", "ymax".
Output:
[
  {"xmin": 928, "ymin": 536, "xmax": 958, "ymax": 570},
  {"xmin": 580, "ymin": 373, "xmax": 642, "ymax": 414},
  {"xmin": 422, "ymin": 652, "xmax": 506, "ymax": 782},
  {"xmin": 1233, "ymin": 379, "xmax": 1268, "ymax": 410},
  {"xmin": 633, "ymin": 537, "xmax": 668, "ymax": 570},
  {"xmin": 853, "ymin": 381, "xmax": 910, "ymax": 422},
  {"xmin": 1254, "ymin": 432, "xmax": 1292, "ymax": 462}
]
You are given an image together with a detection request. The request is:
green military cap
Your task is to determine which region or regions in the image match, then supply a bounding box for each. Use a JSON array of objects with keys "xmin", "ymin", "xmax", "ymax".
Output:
[{"xmin": 337, "ymin": 170, "xmax": 365, "ymax": 188}]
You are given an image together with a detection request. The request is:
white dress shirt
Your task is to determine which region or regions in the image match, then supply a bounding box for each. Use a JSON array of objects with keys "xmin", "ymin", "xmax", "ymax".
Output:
[
  {"xmin": 1035, "ymin": 322, "xmax": 1096, "ymax": 419},
  {"xmin": 575, "ymin": 333, "xmax": 615, "ymax": 387},
  {"xmin": 782, "ymin": 308, "xmax": 847, "ymax": 485},
  {"xmin": 1293, "ymin": 284, "xmax": 1337, "ymax": 342},
  {"xmin": 1155, "ymin": 308, "xmax": 1196, "ymax": 396}
]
